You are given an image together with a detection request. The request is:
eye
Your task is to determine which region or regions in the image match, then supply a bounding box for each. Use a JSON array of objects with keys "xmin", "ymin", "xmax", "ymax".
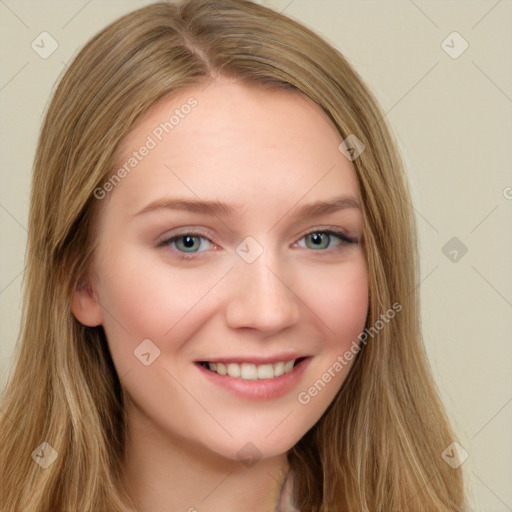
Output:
[
  {"xmin": 157, "ymin": 227, "xmax": 358, "ymax": 259},
  {"xmin": 297, "ymin": 229, "xmax": 357, "ymax": 251},
  {"xmin": 159, "ymin": 232, "xmax": 214, "ymax": 255}
]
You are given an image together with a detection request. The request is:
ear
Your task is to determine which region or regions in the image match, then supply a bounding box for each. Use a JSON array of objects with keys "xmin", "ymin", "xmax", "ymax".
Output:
[{"xmin": 70, "ymin": 277, "xmax": 103, "ymax": 327}]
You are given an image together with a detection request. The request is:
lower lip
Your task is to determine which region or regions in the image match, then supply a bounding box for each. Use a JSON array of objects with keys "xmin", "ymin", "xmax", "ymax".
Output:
[{"xmin": 195, "ymin": 358, "xmax": 311, "ymax": 401}]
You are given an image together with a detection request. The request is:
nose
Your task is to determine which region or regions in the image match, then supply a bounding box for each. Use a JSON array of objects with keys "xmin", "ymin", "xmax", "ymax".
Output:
[{"xmin": 224, "ymin": 248, "xmax": 301, "ymax": 333}]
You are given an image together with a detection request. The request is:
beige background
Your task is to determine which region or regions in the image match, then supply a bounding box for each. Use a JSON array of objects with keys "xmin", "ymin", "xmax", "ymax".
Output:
[{"xmin": 1, "ymin": 1, "xmax": 511, "ymax": 510}]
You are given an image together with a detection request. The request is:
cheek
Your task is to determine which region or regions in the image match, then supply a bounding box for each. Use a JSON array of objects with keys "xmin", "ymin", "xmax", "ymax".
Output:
[
  {"xmin": 293, "ymin": 257, "xmax": 368, "ymax": 410},
  {"xmin": 307, "ymin": 256, "xmax": 369, "ymax": 347},
  {"xmin": 94, "ymin": 248, "xmax": 228, "ymax": 362}
]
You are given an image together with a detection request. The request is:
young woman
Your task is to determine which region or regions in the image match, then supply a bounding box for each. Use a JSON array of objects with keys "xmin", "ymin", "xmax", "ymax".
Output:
[{"xmin": 0, "ymin": 1, "xmax": 466, "ymax": 510}]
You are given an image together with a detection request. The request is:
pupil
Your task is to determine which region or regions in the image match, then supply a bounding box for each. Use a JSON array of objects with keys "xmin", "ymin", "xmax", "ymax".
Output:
[{"xmin": 183, "ymin": 236, "xmax": 196, "ymax": 248}]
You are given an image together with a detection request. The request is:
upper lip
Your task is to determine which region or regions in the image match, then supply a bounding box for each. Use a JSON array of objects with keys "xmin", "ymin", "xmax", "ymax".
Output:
[{"xmin": 196, "ymin": 354, "xmax": 309, "ymax": 365}]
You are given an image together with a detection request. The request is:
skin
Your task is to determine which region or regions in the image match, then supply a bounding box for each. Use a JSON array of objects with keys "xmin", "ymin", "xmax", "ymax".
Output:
[{"xmin": 72, "ymin": 77, "xmax": 369, "ymax": 512}]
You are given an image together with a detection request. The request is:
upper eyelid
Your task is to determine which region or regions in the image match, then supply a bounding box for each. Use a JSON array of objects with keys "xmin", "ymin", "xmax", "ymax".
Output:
[{"xmin": 298, "ymin": 227, "xmax": 358, "ymax": 245}]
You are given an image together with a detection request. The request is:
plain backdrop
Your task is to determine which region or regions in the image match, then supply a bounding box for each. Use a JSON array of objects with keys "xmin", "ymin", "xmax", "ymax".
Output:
[{"xmin": 1, "ymin": 1, "xmax": 511, "ymax": 510}]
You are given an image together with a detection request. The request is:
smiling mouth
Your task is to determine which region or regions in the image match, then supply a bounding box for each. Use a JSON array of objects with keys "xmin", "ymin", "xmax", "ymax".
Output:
[{"xmin": 198, "ymin": 357, "xmax": 307, "ymax": 381}]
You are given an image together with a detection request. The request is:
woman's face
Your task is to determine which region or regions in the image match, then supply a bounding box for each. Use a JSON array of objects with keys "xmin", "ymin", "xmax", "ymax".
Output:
[{"xmin": 74, "ymin": 78, "xmax": 368, "ymax": 461}]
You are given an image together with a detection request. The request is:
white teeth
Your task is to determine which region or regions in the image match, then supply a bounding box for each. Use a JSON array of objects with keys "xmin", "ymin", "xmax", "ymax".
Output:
[
  {"xmin": 273, "ymin": 361, "xmax": 284, "ymax": 377},
  {"xmin": 207, "ymin": 359, "xmax": 296, "ymax": 380},
  {"xmin": 257, "ymin": 364, "xmax": 274, "ymax": 379},
  {"xmin": 283, "ymin": 360, "xmax": 295, "ymax": 373},
  {"xmin": 241, "ymin": 363, "xmax": 258, "ymax": 380},
  {"xmin": 227, "ymin": 363, "xmax": 241, "ymax": 378}
]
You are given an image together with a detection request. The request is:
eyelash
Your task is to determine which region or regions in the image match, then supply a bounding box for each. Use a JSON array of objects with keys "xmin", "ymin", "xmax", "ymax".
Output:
[{"xmin": 157, "ymin": 228, "xmax": 358, "ymax": 260}]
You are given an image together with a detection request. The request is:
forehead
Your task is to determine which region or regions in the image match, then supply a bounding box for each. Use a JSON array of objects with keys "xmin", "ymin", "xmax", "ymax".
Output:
[{"xmin": 107, "ymin": 78, "xmax": 360, "ymax": 217}]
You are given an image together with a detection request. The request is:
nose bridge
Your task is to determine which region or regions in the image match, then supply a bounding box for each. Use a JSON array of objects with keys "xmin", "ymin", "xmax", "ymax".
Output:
[{"xmin": 224, "ymin": 237, "xmax": 301, "ymax": 332}]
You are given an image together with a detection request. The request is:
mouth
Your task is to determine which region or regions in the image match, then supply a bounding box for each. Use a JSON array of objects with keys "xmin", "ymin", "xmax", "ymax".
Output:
[
  {"xmin": 195, "ymin": 356, "xmax": 311, "ymax": 401},
  {"xmin": 197, "ymin": 357, "xmax": 307, "ymax": 381}
]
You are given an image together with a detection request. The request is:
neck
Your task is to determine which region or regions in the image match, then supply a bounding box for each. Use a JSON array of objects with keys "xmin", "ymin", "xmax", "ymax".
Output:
[{"xmin": 118, "ymin": 401, "xmax": 290, "ymax": 512}]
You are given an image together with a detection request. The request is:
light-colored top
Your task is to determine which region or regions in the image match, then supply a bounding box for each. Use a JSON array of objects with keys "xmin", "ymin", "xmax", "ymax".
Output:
[{"xmin": 275, "ymin": 469, "xmax": 301, "ymax": 511}]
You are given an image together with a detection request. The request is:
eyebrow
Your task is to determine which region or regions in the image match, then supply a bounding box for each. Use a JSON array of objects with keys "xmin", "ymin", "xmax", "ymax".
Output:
[{"xmin": 133, "ymin": 196, "xmax": 361, "ymax": 219}]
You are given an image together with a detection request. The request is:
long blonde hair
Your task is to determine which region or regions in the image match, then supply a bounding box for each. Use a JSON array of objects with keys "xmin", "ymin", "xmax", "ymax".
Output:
[{"xmin": 0, "ymin": 1, "xmax": 466, "ymax": 510}]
